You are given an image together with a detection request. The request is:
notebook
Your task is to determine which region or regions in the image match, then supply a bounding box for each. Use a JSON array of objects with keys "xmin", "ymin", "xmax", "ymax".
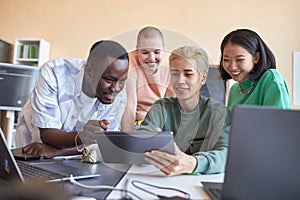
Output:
[
  {"xmin": 0, "ymin": 128, "xmax": 99, "ymax": 183},
  {"xmin": 95, "ymin": 131, "xmax": 175, "ymax": 164},
  {"xmin": 202, "ymin": 105, "xmax": 300, "ymax": 200}
]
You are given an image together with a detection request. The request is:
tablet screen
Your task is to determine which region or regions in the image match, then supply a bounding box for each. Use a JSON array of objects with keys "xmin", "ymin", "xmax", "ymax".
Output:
[{"xmin": 95, "ymin": 131, "xmax": 174, "ymax": 164}]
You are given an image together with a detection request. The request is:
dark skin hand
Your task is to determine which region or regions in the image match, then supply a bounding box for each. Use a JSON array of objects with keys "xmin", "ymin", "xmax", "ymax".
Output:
[
  {"xmin": 22, "ymin": 119, "xmax": 110, "ymax": 159},
  {"xmin": 80, "ymin": 119, "xmax": 110, "ymax": 142},
  {"xmin": 22, "ymin": 142, "xmax": 78, "ymax": 159}
]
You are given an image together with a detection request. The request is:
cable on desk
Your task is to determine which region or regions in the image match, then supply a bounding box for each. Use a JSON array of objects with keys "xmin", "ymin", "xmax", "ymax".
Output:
[
  {"xmin": 69, "ymin": 174, "xmax": 143, "ymax": 200},
  {"xmin": 131, "ymin": 180, "xmax": 190, "ymax": 199}
]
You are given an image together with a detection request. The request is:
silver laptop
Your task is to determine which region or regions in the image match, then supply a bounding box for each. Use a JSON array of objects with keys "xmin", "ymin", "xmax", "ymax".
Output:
[
  {"xmin": 202, "ymin": 105, "xmax": 300, "ymax": 200},
  {"xmin": 0, "ymin": 128, "xmax": 69, "ymax": 182},
  {"xmin": 0, "ymin": 128, "xmax": 99, "ymax": 183},
  {"xmin": 95, "ymin": 131, "xmax": 175, "ymax": 164}
]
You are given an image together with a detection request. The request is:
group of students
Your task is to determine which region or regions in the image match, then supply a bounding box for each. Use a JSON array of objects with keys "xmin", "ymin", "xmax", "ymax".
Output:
[{"xmin": 14, "ymin": 26, "xmax": 291, "ymax": 176}]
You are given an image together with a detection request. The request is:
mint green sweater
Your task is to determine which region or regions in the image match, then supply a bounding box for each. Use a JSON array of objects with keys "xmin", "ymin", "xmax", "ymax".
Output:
[
  {"xmin": 228, "ymin": 69, "xmax": 291, "ymax": 112},
  {"xmin": 139, "ymin": 96, "xmax": 231, "ymax": 174}
]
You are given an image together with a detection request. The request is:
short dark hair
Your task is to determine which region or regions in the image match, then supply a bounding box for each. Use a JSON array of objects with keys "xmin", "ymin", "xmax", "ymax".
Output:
[
  {"xmin": 219, "ymin": 29, "xmax": 276, "ymax": 81},
  {"xmin": 88, "ymin": 40, "xmax": 128, "ymax": 65}
]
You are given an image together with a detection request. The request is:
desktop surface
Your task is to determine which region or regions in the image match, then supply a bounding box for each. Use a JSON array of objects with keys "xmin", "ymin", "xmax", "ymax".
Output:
[
  {"xmin": 40, "ymin": 159, "xmax": 130, "ymax": 199},
  {"xmin": 108, "ymin": 164, "xmax": 224, "ymax": 199},
  {"xmin": 1, "ymin": 158, "xmax": 225, "ymax": 199},
  {"xmin": 1, "ymin": 158, "xmax": 130, "ymax": 199}
]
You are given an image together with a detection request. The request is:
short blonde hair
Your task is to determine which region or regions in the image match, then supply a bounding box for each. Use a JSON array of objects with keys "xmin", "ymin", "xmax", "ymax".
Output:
[{"xmin": 169, "ymin": 46, "xmax": 209, "ymax": 74}]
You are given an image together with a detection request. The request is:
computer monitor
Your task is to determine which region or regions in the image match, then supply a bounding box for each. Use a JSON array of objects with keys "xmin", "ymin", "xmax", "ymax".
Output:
[
  {"xmin": 205, "ymin": 65, "xmax": 227, "ymax": 104},
  {"xmin": 0, "ymin": 39, "xmax": 11, "ymax": 63},
  {"xmin": 0, "ymin": 62, "xmax": 39, "ymax": 111}
]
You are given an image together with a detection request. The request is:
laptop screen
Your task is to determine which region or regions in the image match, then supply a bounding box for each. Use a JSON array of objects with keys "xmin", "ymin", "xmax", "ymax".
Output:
[
  {"xmin": 0, "ymin": 128, "xmax": 24, "ymax": 182},
  {"xmin": 221, "ymin": 105, "xmax": 300, "ymax": 200}
]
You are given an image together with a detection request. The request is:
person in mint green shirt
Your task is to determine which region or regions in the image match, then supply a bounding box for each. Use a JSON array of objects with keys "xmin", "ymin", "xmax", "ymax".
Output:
[
  {"xmin": 219, "ymin": 29, "xmax": 291, "ymax": 112},
  {"xmin": 140, "ymin": 46, "xmax": 231, "ymax": 175}
]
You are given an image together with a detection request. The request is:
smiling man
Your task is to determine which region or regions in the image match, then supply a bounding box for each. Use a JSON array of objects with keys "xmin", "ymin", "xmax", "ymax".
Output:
[
  {"xmin": 15, "ymin": 40, "xmax": 129, "ymax": 158},
  {"xmin": 139, "ymin": 46, "xmax": 231, "ymax": 176}
]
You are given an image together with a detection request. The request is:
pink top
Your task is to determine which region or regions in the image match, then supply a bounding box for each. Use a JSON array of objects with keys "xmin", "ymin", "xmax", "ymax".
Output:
[{"xmin": 126, "ymin": 50, "xmax": 173, "ymax": 121}]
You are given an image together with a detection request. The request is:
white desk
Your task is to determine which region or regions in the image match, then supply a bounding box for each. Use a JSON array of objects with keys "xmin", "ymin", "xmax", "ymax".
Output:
[{"xmin": 107, "ymin": 164, "xmax": 224, "ymax": 199}]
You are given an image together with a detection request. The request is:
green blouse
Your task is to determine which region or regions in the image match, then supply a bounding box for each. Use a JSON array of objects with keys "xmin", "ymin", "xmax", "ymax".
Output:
[
  {"xmin": 228, "ymin": 69, "xmax": 291, "ymax": 112},
  {"xmin": 139, "ymin": 96, "xmax": 231, "ymax": 174}
]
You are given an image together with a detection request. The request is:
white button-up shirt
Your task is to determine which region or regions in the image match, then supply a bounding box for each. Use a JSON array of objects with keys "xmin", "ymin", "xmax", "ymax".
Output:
[{"xmin": 15, "ymin": 58, "xmax": 127, "ymax": 147}]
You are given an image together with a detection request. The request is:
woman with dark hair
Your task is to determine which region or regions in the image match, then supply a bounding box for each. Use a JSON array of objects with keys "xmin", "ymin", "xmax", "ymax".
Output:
[{"xmin": 219, "ymin": 29, "xmax": 291, "ymax": 111}]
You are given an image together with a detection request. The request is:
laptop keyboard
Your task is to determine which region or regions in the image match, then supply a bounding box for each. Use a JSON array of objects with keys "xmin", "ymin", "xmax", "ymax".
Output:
[
  {"xmin": 207, "ymin": 188, "xmax": 222, "ymax": 200},
  {"xmin": 202, "ymin": 182, "xmax": 223, "ymax": 200},
  {"xmin": 17, "ymin": 160, "xmax": 65, "ymax": 181}
]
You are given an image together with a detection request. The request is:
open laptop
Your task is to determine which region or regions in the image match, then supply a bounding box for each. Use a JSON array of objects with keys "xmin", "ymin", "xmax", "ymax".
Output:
[
  {"xmin": 202, "ymin": 105, "xmax": 300, "ymax": 200},
  {"xmin": 0, "ymin": 128, "xmax": 99, "ymax": 183},
  {"xmin": 95, "ymin": 131, "xmax": 175, "ymax": 164}
]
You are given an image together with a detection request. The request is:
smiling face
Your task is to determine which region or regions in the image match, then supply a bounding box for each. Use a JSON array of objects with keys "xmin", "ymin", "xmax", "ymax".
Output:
[
  {"xmin": 137, "ymin": 36, "xmax": 164, "ymax": 74},
  {"xmin": 222, "ymin": 42, "xmax": 260, "ymax": 82},
  {"xmin": 170, "ymin": 57, "xmax": 205, "ymax": 102},
  {"xmin": 94, "ymin": 58, "xmax": 128, "ymax": 104}
]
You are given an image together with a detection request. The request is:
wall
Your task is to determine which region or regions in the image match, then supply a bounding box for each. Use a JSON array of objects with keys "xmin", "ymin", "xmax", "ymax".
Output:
[{"xmin": 0, "ymin": 0, "xmax": 299, "ymax": 108}]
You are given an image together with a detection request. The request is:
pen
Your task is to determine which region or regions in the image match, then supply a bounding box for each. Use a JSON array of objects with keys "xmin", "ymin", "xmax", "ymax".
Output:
[
  {"xmin": 46, "ymin": 174, "xmax": 101, "ymax": 183},
  {"xmin": 30, "ymin": 161, "xmax": 56, "ymax": 165},
  {"xmin": 52, "ymin": 155, "xmax": 82, "ymax": 160}
]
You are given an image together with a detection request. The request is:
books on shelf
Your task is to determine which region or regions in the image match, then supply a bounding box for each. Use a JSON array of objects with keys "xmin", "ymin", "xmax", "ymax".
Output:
[
  {"xmin": 17, "ymin": 44, "xmax": 38, "ymax": 59},
  {"xmin": 13, "ymin": 38, "xmax": 51, "ymax": 67}
]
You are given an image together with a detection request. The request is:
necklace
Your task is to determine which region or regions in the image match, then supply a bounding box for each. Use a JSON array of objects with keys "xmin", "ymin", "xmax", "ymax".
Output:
[{"xmin": 239, "ymin": 81, "xmax": 255, "ymax": 96}]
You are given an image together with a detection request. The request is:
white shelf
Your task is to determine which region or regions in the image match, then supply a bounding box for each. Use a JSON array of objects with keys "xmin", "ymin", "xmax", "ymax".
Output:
[
  {"xmin": 15, "ymin": 58, "xmax": 39, "ymax": 62},
  {"xmin": 13, "ymin": 38, "xmax": 50, "ymax": 67}
]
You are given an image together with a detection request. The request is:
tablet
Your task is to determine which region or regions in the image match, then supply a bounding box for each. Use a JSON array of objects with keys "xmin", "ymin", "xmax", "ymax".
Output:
[{"xmin": 95, "ymin": 131, "xmax": 175, "ymax": 164}]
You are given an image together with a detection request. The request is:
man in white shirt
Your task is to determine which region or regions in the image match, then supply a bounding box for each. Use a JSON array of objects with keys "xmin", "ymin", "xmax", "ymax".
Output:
[{"xmin": 15, "ymin": 40, "xmax": 129, "ymax": 158}]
